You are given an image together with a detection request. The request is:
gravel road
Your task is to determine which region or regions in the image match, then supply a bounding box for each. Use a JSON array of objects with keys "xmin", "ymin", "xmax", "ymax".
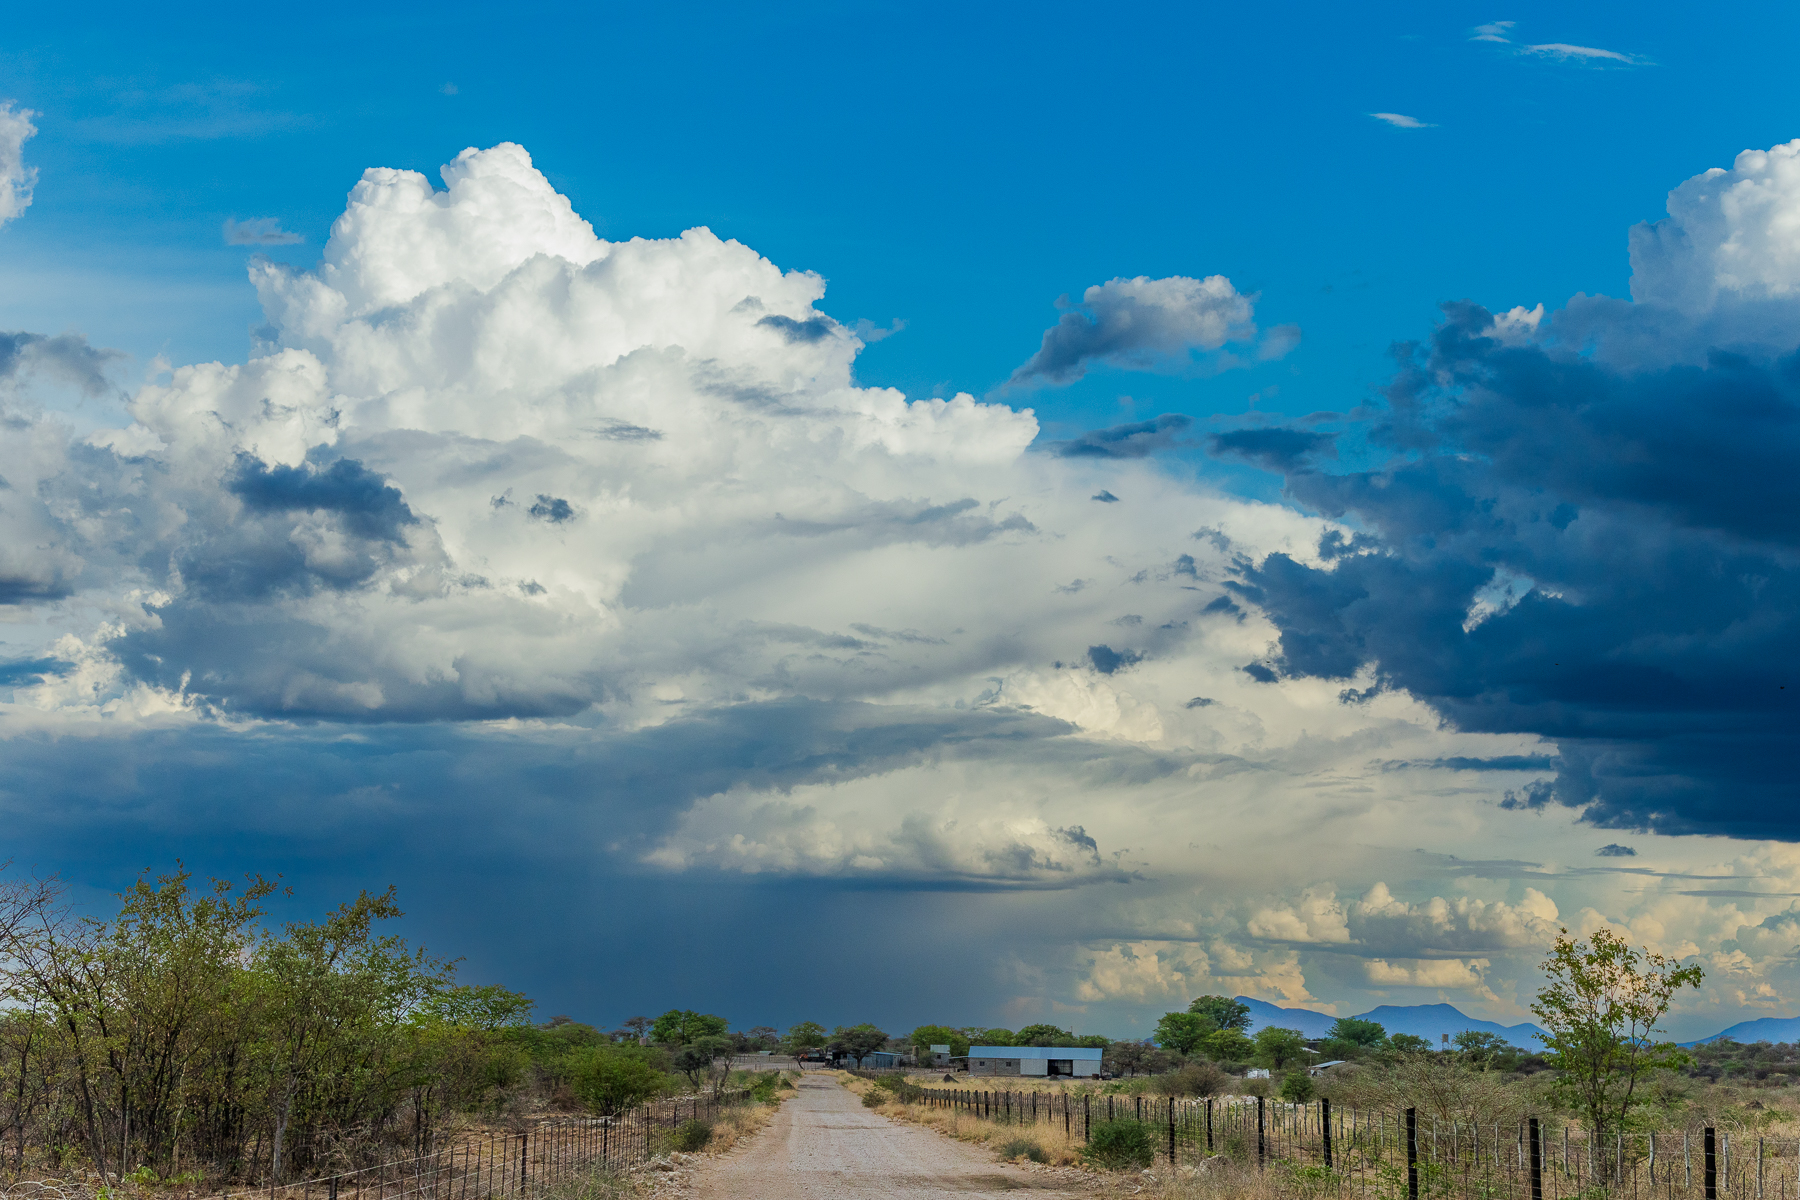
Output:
[{"xmin": 691, "ymin": 1075, "xmax": 1091, "ymax": 1199}]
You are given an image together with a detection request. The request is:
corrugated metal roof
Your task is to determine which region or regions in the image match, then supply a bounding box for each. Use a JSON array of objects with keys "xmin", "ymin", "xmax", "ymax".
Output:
[{"xmin": 967, "ymin": 1045, "xmax": 1104, "ymax": 1060}]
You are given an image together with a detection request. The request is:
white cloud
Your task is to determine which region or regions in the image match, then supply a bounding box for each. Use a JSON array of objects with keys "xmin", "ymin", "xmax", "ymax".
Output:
[
  {"xmin": 1630, "ymin": 140, "xmax": 1800, "ymax": 312},
  {"xmin": 1370, "ymin": 113, "xmax": 1435, "ymax": 129},
  {"xmin": 1522, "ymin": 43, "xmax": 1640, "ymax": 64},
  {"xmin": 1008, "ymin": 274, "xmax": 1296, "ymax": 386},
  {"xmin": 1469, "ymin": 21, "xmax": 1515, "ymax": 43},
  {"xmin": 223, "ymin": 217, "xmax": 303, "ymax": 246},
  {"xmin": 0, "ymin": 102, "xmax": 39, "ymax": 228}
]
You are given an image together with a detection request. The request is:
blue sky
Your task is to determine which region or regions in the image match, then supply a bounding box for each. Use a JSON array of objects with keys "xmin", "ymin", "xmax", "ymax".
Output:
[{"xmin": 4, "ymin": 1, "xmax": 1800, "ymax": 1041}]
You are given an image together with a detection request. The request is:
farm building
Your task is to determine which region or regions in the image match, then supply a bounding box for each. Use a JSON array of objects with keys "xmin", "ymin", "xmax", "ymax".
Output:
[
  {"xmin": 846, "ymin": 1050, "xmax": 903, "ymax": 1069},
  {"xmin": 966, "ymin": 1046, "xmax": 1104, "ymax": 1077}
]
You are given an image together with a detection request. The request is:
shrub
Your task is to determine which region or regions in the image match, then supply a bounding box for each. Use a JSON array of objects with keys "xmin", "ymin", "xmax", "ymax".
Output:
[
  {"xmin": 860, "ymin": 1089, "xmax": 886, "ymax": 1108},
  {"xmin": 569, "ymin": 1046, "xmax": 667, "ymax": 1114},
  {"xmin": 1156, "ymin": 1062, "xmax": 1230, "ymax": 1096},
  {"xmin": 871, "ymin": 1072, "xmax": 903, "ymax": 1091},
  {"xmin": 1082, "ymin": 1119, "xmax": 1154, "ymax": 1170},
  {"xmin": 999, "ymin": 1137, "xmax": 1049, "ymax": 1164},
  {"xmin": 670, "ymin": 1119, "xmax": 713, "ymax": 1152},
  {"xmin": 1279, "ymin": 1071, "xmax": 1316, "ymax": 1103}
]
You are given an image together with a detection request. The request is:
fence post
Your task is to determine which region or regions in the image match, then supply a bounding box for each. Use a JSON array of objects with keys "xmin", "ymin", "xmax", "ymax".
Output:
[
  {"xmin": 1707, "ymin": 1128, "xmax": 1718, "ymax": 1200},
  {"xmin": 519, "ymin": 1131, "xmax": 528, "ymax": 1193},
  {"xmin": 1407, "ymin": 1109, "xmax": 1419, "ymax": 1200},
  {"xmin": 1084, "ymin": 1094, "xmax": 1090, "ymax": 1143},
  {"xmin": 1206, "ymin": 1097, "xmax": 1214, "ymax": 1152},
  {"xmin": 1258, "ymin": 1095, "xmax": 1266, "ymax": 1168},
  {"xmin": 1168, "ymin": 1097, "xmax": 1176, "ymax": 1165},
  {"xmin": 1323, "ymin": 1098, "xmax": 1333, "ymax": 1169},
  {"xmin": 1529, "ymin": 1118, "xmax": 1542, "ymax": 1200}
]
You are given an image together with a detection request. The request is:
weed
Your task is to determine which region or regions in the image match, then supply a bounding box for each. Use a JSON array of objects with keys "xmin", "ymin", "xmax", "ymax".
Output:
[
  {"xmin": 670, "ymin": 1118, "xmax": 713, "ymax": 1152},
  {"xmin": 999, "ymin": 1136, "xmax": 1049, "ymax": 1163},
  {"xmin": 1083, "ymin": 1118, "xmax": 1155, "ymax": 1170}
]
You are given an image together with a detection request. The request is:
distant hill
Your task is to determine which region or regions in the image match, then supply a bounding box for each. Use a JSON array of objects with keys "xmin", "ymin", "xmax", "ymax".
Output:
[
  {"xmin": 1236, "ymin": 996, "xmax": 1547, "ymax": 1046},
  {"xmin": 1682, "ymin": 1016, "xmax": 1800, "ymax": 1047}
]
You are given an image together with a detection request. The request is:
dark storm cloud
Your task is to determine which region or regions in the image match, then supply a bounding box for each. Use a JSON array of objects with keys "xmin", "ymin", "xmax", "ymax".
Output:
[
  {"xmin": 1206, "ymin": 427, "xmax": 1337, "ymax": 472},
  {"xmin": 1050, "ymin": 414, "xmax": 1193, "ymax": 458},
  {"xmin": 1229, "ymin": 300, "xmax": 1800, "ymax": 838},
  {"xmin": 230, "ymin": 456, "xmax": 418, "ymax": 542}
]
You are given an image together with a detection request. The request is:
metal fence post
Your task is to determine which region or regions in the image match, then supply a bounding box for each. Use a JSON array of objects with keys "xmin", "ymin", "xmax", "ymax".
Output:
[
  {"xmin": 1529, "ymin": 1117, "xmax": 1543, "ymax": 1200},
  {"xmin": 1323, "ymin": 1098, "xmax": 1333, "ymax": 1169},
  {"xmin": 1407, "ymin": 1108, "xmax": 1419, "ymax": 1200},
  {"xmin": 1707, "ymin": 1127, "xmax": 1718, "ymax": 1200}
]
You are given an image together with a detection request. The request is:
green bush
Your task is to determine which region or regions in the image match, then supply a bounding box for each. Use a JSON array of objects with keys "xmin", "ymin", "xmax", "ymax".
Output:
[
  {"xmin": 871, "ymin": 1072, "xmax": 903, "ymax": 1091},
  {"xmin": 1082, "ymin": 1119, "xmax": 1154, "ymax": 1170},
  {"xmin": 569, "ymin": 1046, "xmax": 668, "ymax": 1114},
  {"xmin": 1279, "ymin": 1071, "xmax": 1316, "ymax": 1102},
  {"xmin": 999, "ymin": 1137, "xmax": 1048, "ymax": 1163},
  {"xmin": 1155, "ymin": 1062, "xmax": 1229, "ymax": 1096},
  {"xmin": 860, "ymin": 1088, "xmax": 886, "ymax": 1107},
  {"xmin": 670, "ymin": 1119, "xmax": 713, "ymax": 1152}
]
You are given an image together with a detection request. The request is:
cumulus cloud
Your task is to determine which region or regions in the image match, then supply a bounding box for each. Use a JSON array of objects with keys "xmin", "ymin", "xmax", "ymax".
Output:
[
  {"xmin": 224, "ymin": 217, "xmax": 304, "ymax": 245},
  {"xmin": 0, "ymin": 102, "xmax": 38, "ymax": 227},
  {"xmin": 1225, "ymin": 138, "xmax": 1800, "ymax": 840},
  {"xmin": 12, "ymin": 136, "xmax": 1800, "ymax": 1036},
  {"xmin": 1008, "ymin": 275, "xmax": 1298, "ymax": 386}
]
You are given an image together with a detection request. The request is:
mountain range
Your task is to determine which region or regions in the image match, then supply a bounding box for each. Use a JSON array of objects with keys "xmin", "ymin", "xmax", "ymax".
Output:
[{"xmin": 1233, "ymin": 997, "xmax": 1800, "ymax": 1049}]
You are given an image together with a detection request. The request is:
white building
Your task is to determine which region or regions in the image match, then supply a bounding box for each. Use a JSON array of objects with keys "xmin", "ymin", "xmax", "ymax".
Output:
[{"xmin": 966, "ymin": 1046, "xmax": 1105, "ymax": 1077}]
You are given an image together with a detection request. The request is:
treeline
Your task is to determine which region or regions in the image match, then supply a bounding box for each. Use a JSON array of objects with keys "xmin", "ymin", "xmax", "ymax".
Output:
[{"xmin": 0, "ymin": 869, "xmax": 745, "ymax": 1188}]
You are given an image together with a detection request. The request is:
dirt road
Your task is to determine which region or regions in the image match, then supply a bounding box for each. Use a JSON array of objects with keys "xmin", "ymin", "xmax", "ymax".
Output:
[{"xmin": 692, "ymin": 1075, "xmax": 1090, "ymax": 1199}]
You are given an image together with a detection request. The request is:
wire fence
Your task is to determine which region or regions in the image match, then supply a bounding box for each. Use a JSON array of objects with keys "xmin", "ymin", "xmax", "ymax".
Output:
[
  {"xmin": 877, "ymin": 1077, "xmax": 1783, "ymax": 1200},
  {"xmin": 0, "ymin": 1091, "xmax": 753, "ymax": 1200}
]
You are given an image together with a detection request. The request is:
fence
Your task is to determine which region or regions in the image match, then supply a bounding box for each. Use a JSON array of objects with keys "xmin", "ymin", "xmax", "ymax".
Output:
[
  {"xmin": 14, "ymin": 1091, "xmax": 755, "ymax": 1200},
  {"xmin": 877, "ymin": 1077, "xmax": 1788, "ymax": 1200}
]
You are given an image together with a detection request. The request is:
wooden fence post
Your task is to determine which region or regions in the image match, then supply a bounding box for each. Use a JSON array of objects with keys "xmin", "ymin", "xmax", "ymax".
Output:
[
  {"xmin": 1406, "ymin": 1109, "xmax": 1418, "ymax": 1200},
  {"xmin": 1529, "ymin": 1117, "xmax": 1542, "ymax": 1200},
  {"xmin": 1707, "ymin": 1128, "xmax": 1718, "ymax": 1200}
]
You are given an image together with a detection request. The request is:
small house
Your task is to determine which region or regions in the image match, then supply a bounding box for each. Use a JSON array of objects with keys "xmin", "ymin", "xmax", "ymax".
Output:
[
  {"xmin": 929, "ymin": 1044, "xmax": 952, "ymax": 1068},
  {"xmin": 966, "ymin": 1046, "xmax": 1104, "ymax": 1078}
]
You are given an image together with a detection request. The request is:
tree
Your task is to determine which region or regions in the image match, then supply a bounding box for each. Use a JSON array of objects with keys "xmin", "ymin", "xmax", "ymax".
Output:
[
  {"xmin": 741, "ymin": 1025, "xmax": 779, "ymax": 1051},
  {"xmin": 570, "ymin": 1045, "xmax": 666, "ymax": 1113},
  {"xmin": 829, "ymin": 1023, "xmax": 889, "ymax": 1066},
  {"xmin": 650, "ymin": 1010, "xmax": 729, "ymax": 1046},
  {"xmin": 782, "ymin": 1021, "xmax": 827, "ymax": 1054},
  {"xmin": 1188, "ymin": 996, "xmax": 1251, "ymax": 1031},
  {"xmin": 1327, "ymin": 1017, "xmax": 1386, "ymax": 1048},
  {"xmin": 1452, "ymin": 1030, "xmax": 1511, "ymax": 1069},
  {"xmin": 977, "ymin": 1027, "xmax": 1018, "ymax": 1046},
  {"xmin": 1252, "ymin": 1027, "xmax": 1308, "ymax": 1071},
  {"xmin": 1202, "ymin": 1028, "xmax": 1254, "ymax": 1062},
  {"xmin": 1104, "ymin": 1040, "xmax": 1169, "ymax": 1077},
  {"xmin": 422, "ymin": 984, "xmax": 536, "ymax": 1030},
  {"xmin": 1014, "ymin": 1023, "xmax": 1074, "ymax": 1046},
  {"xmin": 617, "ymin": 1015, "xmax": 653, "ymax": 1042},
  {"xmin": 1389, "ymin": 1033, "xmax": 1432, "ymax": 1053},
  {"xmin": 1279, "ymin": 1070, "xmax": 1316, "ymax": 1102},
  {"xmin": 671, "ymin": 1034, "xmax": 733, "ymax": 1087},
  {"xmin": 909, "ymin": 1024, "xmax": 969, "ymax": 1058},
  {"xmin": 1153, "ymin": 1012, "xmax": 1216, "ymax": 1056},
  {"xmin": 1531, "ymin": 927, "xmax": 1703, "ymax": 1166}
]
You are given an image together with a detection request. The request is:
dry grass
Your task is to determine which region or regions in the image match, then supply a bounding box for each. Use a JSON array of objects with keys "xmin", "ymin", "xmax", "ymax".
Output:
[{"xmin": 836, "ymin": 1071, "xmax": 1092, "ymax": 1168}]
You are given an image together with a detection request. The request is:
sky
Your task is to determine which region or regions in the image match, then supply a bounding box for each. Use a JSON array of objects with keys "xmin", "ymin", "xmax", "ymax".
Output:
[{"xmin": 2, "ymin": 0, "xmax": 1800, "ymax": 1043}]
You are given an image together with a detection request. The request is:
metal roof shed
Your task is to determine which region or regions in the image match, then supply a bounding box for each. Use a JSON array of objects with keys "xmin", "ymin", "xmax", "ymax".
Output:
[{"xmin": 967, "ymin": 1045, "xmax": 1104, "ymax": 1077}]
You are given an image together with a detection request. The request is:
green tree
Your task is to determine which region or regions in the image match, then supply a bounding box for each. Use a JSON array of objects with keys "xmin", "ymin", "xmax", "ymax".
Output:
[
  {"xmin": 1279, "ymin": 1070, "xmax": 1316, "ymax": 1102},
  {"xmin": 909, "ymin": 1024, "xmax": 969, "ymax": 1058},
  {"xmin": 1327, "ymin": 1017, "xmax": 1386, "ymax": 1048},
  {"xmin": 421, "ymin": 984, "xmax": 535, "ymax": 1030},
  {"xmin": 671, "ymin": 1034, "xmax": 734, "ymax": 1087},
  {"xmin": 1451, "ymin": 1030, "xmax": 1511, "ymax": 1069},
  {"xmin": 650, "ymin": 1009, "xmax": 729, "ymax": 1046},
  {"xmin": 1389, "ymin": 1033, "xmax": 1431, "ymax": 1053},
  {"xmin": 1014, "ymin": 1023, "xmax": 1074, "ymax": 1046},
  {"xmin": 1532, "ymin": 927, "xmax": 1703, "ymax": 1165},
  {"xmin": 1153, "ymin": 1012, "xmax": 1216, "ymax": 1056},
  {"xmin": 569, "ymin": 1045, "xmax": 666, "ymax": 1113},
  {"xmin": 1252, "ymin": 1026, "xmax": 1308, "ymax": 1071},
  {"xmin": 782, "ymin": 1021, "xmax": 827, "ymax": 1053},
  {"xmin": 1188, "ymin": 996, "xmax": 1251, "ymax": 1031},
  {"xmin": 829, "ymin": 1023, "xmax": 889, "ymax": 1065},
  {"xmin": 1202, "ymin": 1028, "xmax": 1254, "ymax": 1062},
  {"xmin": 976, "ymin": 1027, "xmax": 1017, "ymax": 1046}
]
